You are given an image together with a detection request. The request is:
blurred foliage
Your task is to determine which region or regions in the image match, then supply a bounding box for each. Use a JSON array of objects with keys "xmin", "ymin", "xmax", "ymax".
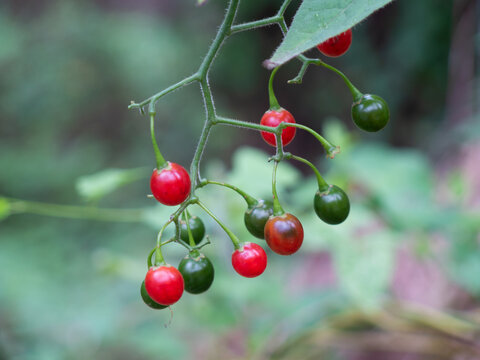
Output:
[{"xmin": 1, "ymin": 0, "xmax": 480, "ymax": 359}]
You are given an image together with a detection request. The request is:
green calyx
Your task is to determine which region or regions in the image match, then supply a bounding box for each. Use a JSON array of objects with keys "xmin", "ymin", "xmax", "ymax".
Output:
[
  {"xmin": 178, "ymin": 252, "xmax": 215, "ymax": 294},
  {"xmin": 313, "ymin": 185, "xmax": 350, "ymax": 225},
  {"xmin": 351, "ymin": 94, "xmax": 390, "ymax": 132},
  {"xmin": 244, "ymin": 199, "xmax": 274, "ymax": 239}
]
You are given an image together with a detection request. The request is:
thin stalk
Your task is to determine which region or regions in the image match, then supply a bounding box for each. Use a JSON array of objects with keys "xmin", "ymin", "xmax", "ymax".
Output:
[
  {"xmin": 314, "ymin": 59, "xmax": 363, "ymax": 101},
  {"xmin": 128, "ymin": 73, "xmax": 200, "ymax": 110},
  {"xmin": 150, "ymin": 112, "xmax": 167, "ymax": 169},
  {"xmin": 198, "ymin": 180, "xmax": 258, "ymax": 207},
  {"xmin": 147, "ymin": 247, "xmax": 156, "ymax": 268},
  {"xmin": 183, "ymin": 211, "xmax": 196, "ymax": 248},
  {"xmin": 284, "ymin": 122, "xmax": 339, "ymax": 158},
  {"xmin": 268, "ymin": 67, "xmax": 281, "ymax": 110},
  {"xmin": 289, "ymin": 155, "xmax": 329, "ymax": 190},
  {"xmin": 214, "ymin": 116, "xmax": 278, "ymax": 132},
  {"xmin": 196, "ymin": 200, "xmax": 241, "ymax": 249},
  {"xmin": 156, "ymin": 220, "xmax": 173, "ymax": 248},
  {"xmin": 271, "ymin": 161, "xmax": 285, "ymax": 216}
]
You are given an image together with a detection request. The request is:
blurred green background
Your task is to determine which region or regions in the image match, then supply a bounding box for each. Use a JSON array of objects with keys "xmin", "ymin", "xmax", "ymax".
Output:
[{"xmin": 1, "ymin": 0, "xmax": 480, "ymax": 359}]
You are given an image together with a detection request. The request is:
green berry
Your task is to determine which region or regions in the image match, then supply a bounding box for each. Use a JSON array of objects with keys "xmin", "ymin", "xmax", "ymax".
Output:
[
  {"xmin": 313, "ymin": 185, "xmax": 350, "ymax": 225},
  {"xmin": 351, "ymin": 94, "xmax": 389, "ymax": 132}
]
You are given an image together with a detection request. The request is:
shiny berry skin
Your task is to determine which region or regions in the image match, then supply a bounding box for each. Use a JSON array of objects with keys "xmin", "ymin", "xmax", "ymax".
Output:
[
  {"xmin": 144, "ymin": 265, "xmax": 184, "ymax": 306},
  {"xmin": 179, "ymin": 216, "xmax": 206, "ymax": 245},
  {"xmin": 314, "ymin": 185, "xmax": 350, "ymax": 225},
  {"xmin": 264, "ymin": 213, "xmax": 304, "ymax": 255},
  {"xmin": 244, "ymin": 200, "xmax": 274, "ymax": 239},
  {"xmin": 260, "ymin": 109, "xmax": 296, "ymax": 147},
  {"xmin": 231, "ymin": 242, "xmax": 267, "ymax": 278},
  {"xmin": 316, "ymin": 29, "xmax": 352, "ymax": 57},
  {"xmin": 351, "ymin": 94, "xmax": 390, "ymax": 132},
  {"xmin": 150, "ymin": 162, "xmax": 191, "ymax": 206},
  {"xmin": 178, "ymin": 252, "xmax": 214, "ymax": 294},
  {"xmin": 140, "ymin": 281, "xmax": 167, "ymax": 310}
]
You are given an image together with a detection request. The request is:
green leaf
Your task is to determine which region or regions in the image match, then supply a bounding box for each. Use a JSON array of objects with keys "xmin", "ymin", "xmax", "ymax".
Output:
[
  {"xmin": 0, "ymin": 197, "xmax": 11, "ymax": 221},
  {"xmin": 266, "ymin": 0, "xmax": 394, "ymax": 68},
  {"xmin": 75, "ymin": 168, "xmax": 148, "ymax": 202}
]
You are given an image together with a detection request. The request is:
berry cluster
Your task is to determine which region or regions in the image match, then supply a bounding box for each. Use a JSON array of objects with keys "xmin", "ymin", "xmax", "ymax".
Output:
[{"xmin": 132, "ymin": 28, "xmax": 390, "ymax": 311}]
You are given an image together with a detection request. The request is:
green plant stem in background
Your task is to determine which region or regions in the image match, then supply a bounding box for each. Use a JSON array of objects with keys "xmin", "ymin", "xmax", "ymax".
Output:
[{"xmin": 7, "ymin": 198, "xmax": 145, "ymax": 223}]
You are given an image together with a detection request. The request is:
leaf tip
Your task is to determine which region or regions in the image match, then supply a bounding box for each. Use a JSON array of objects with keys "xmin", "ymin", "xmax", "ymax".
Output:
[{"xmin": 262, "ymin": 59, "xmax": 279, "ymax": 70}]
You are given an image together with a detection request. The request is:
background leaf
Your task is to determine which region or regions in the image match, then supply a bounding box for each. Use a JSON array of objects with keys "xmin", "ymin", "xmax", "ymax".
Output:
[
  {"xmin": 75, "ymin": 168, "xmax": 148, "ymax": 202},
  {"xmin": 266, "ymin": 0, "xmax": 395, "ymax": 68}
]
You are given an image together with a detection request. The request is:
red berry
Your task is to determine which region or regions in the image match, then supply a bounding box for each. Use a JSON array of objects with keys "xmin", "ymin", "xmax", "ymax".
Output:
[
  {"xmin": 264, "ymin": 213, "xmax": 304, "ymax": 255},
  {"xmin": 316, "ymin": 29, "xmax": 352, "ymax": 57},
  {"xmin": 150, "ymin": 162, "xmax": 191, "ymax": 206},
  {"xmin": 231, "ymin": 242, "xmax": 267, "ymax": 278},
  {"xmin": 144, "ymin": 265, "xmax": 184, "ymax": 306},
  {"xmin": 260, "ymin": 109, "xmax": 296, "ymax": 147}
]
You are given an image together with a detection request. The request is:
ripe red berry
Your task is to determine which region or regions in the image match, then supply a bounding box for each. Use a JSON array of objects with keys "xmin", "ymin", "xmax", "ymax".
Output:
[
  {"xmin": 144, "ymin": 265, "xmax": 184, "ymax": 305},
  {"xmin": 150, "ymin": 162, "xmax": 191, "ymax": 206},
  {"xmin": 231, "ymin": 242, "xmax": 267, "ymax": 278},
  {"xmin": 260, "ymin": 109, "xmax": 296, "ymax": 147},
  {"xmin": 264, "ymin": 213, "xmax": 304, "ymax": 255},
  {"xmin": 316, "ymin": 29, "xmax": 352, "ymax": 57}
]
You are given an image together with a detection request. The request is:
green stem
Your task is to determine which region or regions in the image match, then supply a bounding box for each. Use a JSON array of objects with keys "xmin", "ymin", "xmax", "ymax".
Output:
[
  {"xmin": 271, "ymin": 161, "xmax": 285, "ymax": 216},
  {"xmin": 268, "ymin": 67, "xmax": 281, "ymax": 110},
  {"xmin": 196, "ymin": 200, "xmax": 241, "ymax": 250},
  {"xmin": 8, "ymin": 199, "xmax": 144, "ymax": 223},
  {"xmin": 198, "ymin": 180, "xmax": 258, "ymax": 207},
  {"xmin": 283, "ymin": 122, "xmax": 340, "ymax": 159},
  {"xmin": 149, "ymin": 112, "xmax": 167, "ymax": 169},
  {"xmin": 229, "ymin": 15, "xmax": 281, "ymax": 34},
  {"xmin": 129, "ymin": 73, "xmax": 200, "ymax": 110},
  {"xmin": 289, "ymin": 155, "xmax": 329, "ymax": 190},
  {"xmin": 277, "ymin": 0, "xmax": 293, "ymax": 15},
  {"xmin": 214, "ymin": 116, "xmax": 278, "ymax": 132},
  {"xmin": 183, "ymin": 211, "xmax": 196, "ymax": 248},
  {"xmin": 313, "ymin": 59, "xmax": 363, "ymax": 101},
  {"xmin": 199, "ymin": 0, "xmax": 240, "ymax": 74},
  {"xmin": 156, "ymin": 220, "xmax": 173, "ymax": 248},
  {"xmin": 154, "ymin": 247, "xmax": 165, "ymax": 266},
  {"xmin": 147, "ymin": 247, "xmax": 156, "ymax": 268},
  {"xmin": 274, "ymin": 132, "xmax": 285, "ymax": 159}
]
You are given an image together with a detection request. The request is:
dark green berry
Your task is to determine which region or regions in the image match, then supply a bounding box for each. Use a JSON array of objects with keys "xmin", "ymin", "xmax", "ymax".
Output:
[
  {"xmin": 351, "ymin": 94, "xmax": 389, "ymax": 132},
  {"xmin": 178, "ymin": 252, "xmax": 214, "ymax": 294},
  {"xmin": 140, "ymin": 281, "xmax": 167, "ymax": 310},
  {"xmin": 244, "ymin": 199, "xmax": 274, "ymax": 239},
  {"xmin": 180, "ymin": 216, "xmax": 206, "ymax": 245},
  {"xmin": 314, "ymin": 185, "xmax": 350, "ymax": 225}
]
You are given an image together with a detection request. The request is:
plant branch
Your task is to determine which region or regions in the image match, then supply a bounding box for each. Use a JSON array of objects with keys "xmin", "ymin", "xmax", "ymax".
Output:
[{"xmin": 128, "ymin": 73, "xmax": 199, "ymax": 110}]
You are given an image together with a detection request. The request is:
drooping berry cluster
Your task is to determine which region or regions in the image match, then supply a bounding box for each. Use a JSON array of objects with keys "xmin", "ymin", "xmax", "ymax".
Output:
[{"xmin": 133, "ymin": 27, "xmax": 390, "ymax": 311}]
